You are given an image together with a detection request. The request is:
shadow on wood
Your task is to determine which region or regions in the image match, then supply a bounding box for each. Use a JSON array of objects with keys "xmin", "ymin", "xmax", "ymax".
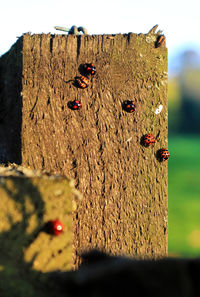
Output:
[{"xmin": 0, "ymin": 37, "xmax": 23, "ymax": 164}]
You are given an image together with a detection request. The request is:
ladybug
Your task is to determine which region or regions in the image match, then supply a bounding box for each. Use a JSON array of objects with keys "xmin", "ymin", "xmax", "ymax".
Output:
[
  {"xmin": 84, "ymin": 63, "xmax": 96, "ymax": 76},
  {"xmin": 68, "ymin": 100, "xmax": 82, "ymax": 110},
  {"xmin": 157, "ymin": 148, "xmax": 170, "ymax": 161},
  {"xmin": 155, "ymin": 35, "xmax": 166, "ymax": 48},
  {"xmin": 75, "ymin": 75, "xmax": 89, "ymax": 89},
  {"xmin": 46, "ymin": 220, "xmax": 64, "ymax": 236},
  {"xmin": 143, "ymin": 134, "xmax": 156, "ymax": 147},
  {"xmin": 122, "ymin": 100, "xmax": 136, "ymax": 113}
]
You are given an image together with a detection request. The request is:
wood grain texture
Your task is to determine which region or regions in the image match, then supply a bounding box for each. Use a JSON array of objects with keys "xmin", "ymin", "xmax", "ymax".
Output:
[{"xmin": 0, "ymin": 32, "xmax": 168, "ymax": 266}]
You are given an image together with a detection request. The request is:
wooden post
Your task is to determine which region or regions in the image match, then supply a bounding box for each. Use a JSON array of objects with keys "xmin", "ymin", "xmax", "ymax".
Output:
[{"xmin": 0, "ymin": 29, "xmax": 168, "ymax": 266}]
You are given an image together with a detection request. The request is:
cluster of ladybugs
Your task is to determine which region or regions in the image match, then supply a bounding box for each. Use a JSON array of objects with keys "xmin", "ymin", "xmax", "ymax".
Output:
[
  {"xmin": 42, "ymin": 65, "xmax": 96, "ymax": 237},
  {"xmin": 68, "ymin": 62, "xmax": 170, "ymax": 162},
  {"xmin": 46, "ymin": 63, "xmax": 169, "ymax": 237},
  {"xmin": 142, "ymin": 134, "xmax": 170, "ymax": 161},
  {"xmin": 68, "ymin": 63, "xmax": 96, "ymax": 110}
]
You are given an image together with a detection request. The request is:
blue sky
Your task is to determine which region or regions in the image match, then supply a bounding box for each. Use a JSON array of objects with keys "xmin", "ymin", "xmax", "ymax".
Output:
[{"xmin": 1, "ymin": 0, "xmax": 200, "ymax": 73}]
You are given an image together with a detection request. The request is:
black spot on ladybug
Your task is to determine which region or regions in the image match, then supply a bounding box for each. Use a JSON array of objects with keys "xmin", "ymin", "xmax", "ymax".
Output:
[
  {"xmin": 122, "ymin": 100, "xmax": 136, "ymax": 113},
  {"xmin": 67, "ymin": 100, "xmax": 82, "ymax": 110}
]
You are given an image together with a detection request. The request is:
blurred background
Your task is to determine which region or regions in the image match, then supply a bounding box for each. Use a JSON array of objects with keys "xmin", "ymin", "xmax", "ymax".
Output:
[
  {"xmin": 169, "ymin": 48, "xmax": 200, "ymax": 257},
  {"xmin": 1, "ymin": 0, "xmax": 200, "ymax": 257}
]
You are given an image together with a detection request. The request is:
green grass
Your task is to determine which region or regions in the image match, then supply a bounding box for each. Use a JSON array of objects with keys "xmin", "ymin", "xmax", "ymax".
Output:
[{"xmin": 168, "ymin": 135, "xmax": 200, "ymax": 257}]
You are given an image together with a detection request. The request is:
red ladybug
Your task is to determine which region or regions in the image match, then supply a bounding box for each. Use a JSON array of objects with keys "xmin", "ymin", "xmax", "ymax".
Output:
[
  {"xmin": 75, "ymin": 75, "xmax": 89, "ymax": 89},
  {"xmin": 143, "ymin": 134, "xmax": 156, "ymax": 147},
  {"xmin": 122, "ymin": 100, "xmax": 136, "ymax": 113},
  {"xmin": 68, "ymin": 100, "xmax": 82, "ymax": 110},
  {"xmin": 157, "ymin": 148, "xmax": 170, "ymax": 161},
  {"xmin": 47, "ymin": 220, "xmax": 64, "ymax": 236},
  {"xmin": 155, "ymin": 35, "xmax": 166, "ymax": 48},
  {"xmin": 84, "ymin": 63, "xmax": 96, "ymax": 75}
]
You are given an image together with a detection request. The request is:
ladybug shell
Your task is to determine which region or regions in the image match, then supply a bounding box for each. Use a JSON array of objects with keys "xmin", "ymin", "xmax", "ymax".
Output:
[
  {"xmin": 69, "ymin": 100, "xmax": 82, "ymax": 110},
  {"xmin": 47, "ymin": 220, "xmax": 64, "ymax": 236},
  {"xmin": 155, "ymin": 35, "xmax": 166, "ymax": 48},
  {"xmin": 122, "ymin": 100, "xmax": 136, "ymax": 113},
  {"xmin": 76, "ymin": 76, "xmax": 89, "ymax": 89},
  {"xmin": 84, "ymin": 63, "xmax": 96, "ymax": 75},
  {"xmin": 143, "ymin": 134, "xmax": 156, "ymax": 146},
  {"xmin": 159, "ymin": 148, "xmax": 170, "ymax": 161}
]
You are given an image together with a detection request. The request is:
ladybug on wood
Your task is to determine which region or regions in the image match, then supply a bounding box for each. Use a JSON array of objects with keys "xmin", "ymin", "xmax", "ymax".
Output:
[
  {"xmin": 142, "ymin": 134, "xmax": 157, "ymax": 147},
  {"xmin": 45, "ymin": 219, "xmax": 64, "ymax": 236},
  {"xmin": 68, "ymin": 100, "xmax": 82, "ymax": 110},
  {"xmin": 157, "ymin": 148, "xmax": 170, "ymax": 161},
  {"xmin": 83, "ymin": 63, "xmax": 96, "ymax": 76},
  {"xmin": 122, "ymin": 100, "xmax": 136, "ymax": 113},
  {"xmin": 155, "ymin": 35, "xmax": 166, "ymax": 48},
  {"xmin": 75, "ymin": 75, "xmax": 89, "ymax": 89}
]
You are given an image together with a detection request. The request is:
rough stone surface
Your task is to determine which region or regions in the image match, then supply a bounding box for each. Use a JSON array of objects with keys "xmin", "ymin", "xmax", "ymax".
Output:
[
  {"xmin": 0, "ymin": 31, "xmax": 168, "ymax": 266},
  {"xmin": 0, "ymin": 164, "xmax": 81, "ymax": 297}
]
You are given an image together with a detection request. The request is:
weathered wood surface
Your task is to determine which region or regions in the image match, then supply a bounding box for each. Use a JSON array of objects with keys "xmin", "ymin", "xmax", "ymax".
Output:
[{"xmin": 0, "ymin": 31, "xmax": 168, "ymax": 265}]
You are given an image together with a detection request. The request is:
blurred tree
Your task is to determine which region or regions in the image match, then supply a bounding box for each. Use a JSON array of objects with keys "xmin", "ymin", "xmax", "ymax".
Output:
[
  {"xmin": 169, "ymin": 49, "xmax": 200, "ymax": 134},
  {"xmin": 179, "ymin": 50, "xmax": 200, "ymax": 134},
  {"xmin": 168, "ymin": 77, "xmax": 181, "ymax": 134}
]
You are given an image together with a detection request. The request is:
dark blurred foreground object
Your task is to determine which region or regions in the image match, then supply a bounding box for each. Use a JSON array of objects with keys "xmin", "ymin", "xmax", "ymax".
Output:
[{"xmin": 47, "ymin": 250, "xmax": 200, "ymax": 297}]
